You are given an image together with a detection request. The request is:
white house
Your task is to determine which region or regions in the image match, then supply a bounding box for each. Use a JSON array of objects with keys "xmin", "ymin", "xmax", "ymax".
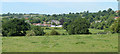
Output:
[
  {"xmin": 95, "ymin": 20, "xmax": 101, "ymax": 23},
  {"xmin": 56, "ymin": 25, "xmax": 62, "ymax": 27},
  {"xmin": 51, "ymin": 25, "xmax": 62, "ymax": 27},
  {"xmin": 51, "ymin": 25, "xmax": 56, "ymax": 27}
]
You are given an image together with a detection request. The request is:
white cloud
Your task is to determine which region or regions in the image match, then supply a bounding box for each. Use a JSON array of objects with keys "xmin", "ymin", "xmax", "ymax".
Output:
[{"xmin": 1, "ymin": 0, "xmax": 117, "ymax": 2}]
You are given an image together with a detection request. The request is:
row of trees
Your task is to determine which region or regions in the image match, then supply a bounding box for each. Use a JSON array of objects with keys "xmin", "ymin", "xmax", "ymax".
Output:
[
  {"xmin": 2, "ymin": 8, "xmax": 116, "ymax": 28},
  {"xmin": 2, "ymin": 18, "xmax": 91, "ymax": 36},
  {"xmin": 2, "ymin": 8, "xmax": 120, "ymax": 36},
  {"xmin": 110, "ymin": 18, "xmax": 120, "ymax": 33},
  {"xmin": 2, "ymin": 18, "xmax": 45, "ymax": 36},
  {"xmin": 2, "ymin": 18, "xmax": 64, "ymax": 36}
]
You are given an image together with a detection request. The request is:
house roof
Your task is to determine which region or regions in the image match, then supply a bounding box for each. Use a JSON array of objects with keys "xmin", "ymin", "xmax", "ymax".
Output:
[
  {"xmin": 116, "ymin": 10, "xmax": 119, "ymax": 13},
  {"xmin": 25, "ymin": 17, "xmax": 28, "ymax": 20},
  {"xmin": 114, "ymin": 17, "xmax": 119, "ymax": 19},
  {"xmin": 32, "ymin": 23, "xmax": 51, "ymax": 26}
]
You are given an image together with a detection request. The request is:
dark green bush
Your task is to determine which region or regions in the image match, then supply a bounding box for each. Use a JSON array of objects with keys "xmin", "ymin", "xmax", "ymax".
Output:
[
  {"xmin": 50, "ymin": 30, "xmax": 60, "ymax": 35},
  {"xmin": 26, "ymin": 30, "xmax": 36, "ymax": 36},
  {"xmin": 46, "ymin": 27, "xmax": 50, "ymax": 30},
  {"xmin": 62, "ymin": 33, "xmax": 65, "ymax": 35},
  {"xmin": 32, "ymin": 26, "xmax": 45, "ymax": 36},
  {"xmin": 54, "ymin": 27, "xmax": 58, "ymax": 29}
]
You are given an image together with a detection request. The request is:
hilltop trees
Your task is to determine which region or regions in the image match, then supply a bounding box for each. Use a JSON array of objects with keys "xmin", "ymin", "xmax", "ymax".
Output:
[
  {"xmin": 67, "ymin": 18, "xmax": 90, "ymax": 35},
  {"xmin": 2, "ymin": 8, "xmax": 116, "ymax": 30},
  {"xmin": 2, "ymin": 18, "xmax": 30, "ymax": 36},
  {"xmin": 2, "ymin": 8, "xmax": 118, "ymax": 36},
  {"xmin": 63, "ymin": 22, "xmax": 69, "ymax": 30},
  {"xmin": 110, "ymin": 18, "xmax": 120, "ymax": 33}
]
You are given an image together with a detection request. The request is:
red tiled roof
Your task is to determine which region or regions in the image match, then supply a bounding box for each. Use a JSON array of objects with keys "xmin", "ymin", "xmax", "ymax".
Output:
[
  {"xmin": 114, "ymin": 17, "xmax": 119, "ymax": 20},
  {"xmin": 25, "ymin": 18, "xmax": 28, "ymax": 20},
  {"xmin": 116, "ymin": 10, "xmax": 119, "ymax": 13},
  {"xmin": 114, "ymin": 17, "xmax": 118, "ymax": 18},
  {"xmin": 32, "ymin": 23, "xmax": 51, "ymax": 26}
]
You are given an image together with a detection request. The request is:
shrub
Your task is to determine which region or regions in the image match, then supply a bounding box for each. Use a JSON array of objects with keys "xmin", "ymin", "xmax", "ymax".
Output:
[
  {"xmin": 50, "ymin": 30, "xmax": 60, "ymax": 35},
  {"xmin": 44, "ymin": 32, "xmax": 50, "ymax": 35},
  {"xmin": 54, "ymin": 27, "xmax": 58, "ymax": 29},
  {"xmin": 104, "ymin": 28, "xmax": 112, "ymax": 33},
  {"xmin": 45, "ymin": 27, "xmax": 50, "ymax": 30},
  {"xmin": 97, "ymin": 32, "xmax": 107, "ymax": 34},
  {"xmin": 26, "ymin": 30, "xmax": 36, "ymax": 36},
  {"xmin": 54, "ymin": 27, "xmax": 62, "ymax": 29},
  {"xmin": 62, "ymin": 33, "xmax": 65, "ymax": 35},
  {"xmin": 32, "ymin": 26, "xmax": 45, "ymax": 36}
]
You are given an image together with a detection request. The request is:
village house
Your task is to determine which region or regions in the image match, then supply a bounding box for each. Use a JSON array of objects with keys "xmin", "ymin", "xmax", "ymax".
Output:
[
  {"xmin": 95, "ymin": 20, "xmax": 101, "ymax": 23},
  {"xmin": 115, "ymin": 10, "xmax": 119, "ymax": 13},
  {"xmin": 32, "ymin": 23, "xmax": 51, "ymax": 27},
  {"xmin": 51, "ymin": 25, "xmax": 62, "ymax": 27},
  {"xmin": 32, "ymin": 20, "xmax": 62, "ymax": 27},
  {"xmin": 48, "ymin": 20, "xmax": 60, "ymax": 24},
  {"xmin": 114, "ymin": 17, "xmax": 119, "ymax": 20}
]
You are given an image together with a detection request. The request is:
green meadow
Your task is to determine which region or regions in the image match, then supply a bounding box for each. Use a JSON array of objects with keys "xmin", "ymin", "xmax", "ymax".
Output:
[{"xmin": 2, "ymin": 29, "xmax": 118, "ymax": 52}]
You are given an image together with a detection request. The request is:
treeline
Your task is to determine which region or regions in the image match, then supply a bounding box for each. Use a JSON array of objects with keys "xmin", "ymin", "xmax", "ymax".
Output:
[
  {"xmin": 1, "ymin": 8, "xmax": 120, "ymax": 36},
  {"xmin": 2, "ymin": 18, "xmax": 91, "ymax": 36},
  {"xmin": 2, "ymin": 18, "xmax": 45, "ymax": 36},
  {"xmin": 2, "ymin": 8, "xmax": 117, "ymax": 29}
]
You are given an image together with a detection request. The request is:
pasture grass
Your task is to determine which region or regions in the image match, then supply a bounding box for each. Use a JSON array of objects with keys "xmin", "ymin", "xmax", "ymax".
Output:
[
  {"xmin": 0, "ymin": 37, "xmax": 2, "ymax": 54},
  {"xmin": 44, "ymin": 29, "xmax": 68, "ymax": 35},
  {"xmin": 44, "ymin": 28, "xmax": 104, "ymax": 35},
  {"xmin": 89, "ymin": 28, "xmax": 104, "ymax": 34},
  {"xmin": 2, "ymin": 34, "xmax": 118, "ymax": 52}
]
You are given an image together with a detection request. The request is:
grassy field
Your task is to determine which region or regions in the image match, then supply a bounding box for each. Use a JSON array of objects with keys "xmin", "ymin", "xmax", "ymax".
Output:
[
  {"xmin": 89, "ymin": 29, "xmax": 104, "ymax": 34},
  {"xmin": 43, "ymin": 27, "xmax": 68, "ymax": 34},
  {"xmin": 2, "ymin": 28, "xmax": 118, "ymax": 52},
  {"xmin": 43, "ymin": 27, "xmax": 105, "ymax": 35},
  {"xmin": 0, "ymin": 37, "xmax": 2, "ymax": 54},
  {"xmin": 2, "ymin": 34, "xmax": 118, "ymax": 52}
]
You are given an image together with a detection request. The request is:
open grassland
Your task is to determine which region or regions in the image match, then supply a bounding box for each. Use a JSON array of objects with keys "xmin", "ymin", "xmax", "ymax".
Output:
[
  {"xmin": 43, "ymin": 27, "xmax": 67, "ymax": 34},
  {"xmin": 0, "ymin": 37, "xmax": 2, "ymax": 54},
  {"xmin": 2, "ymin": 34, "xmax": 118, "ymax": 52},
  {"xmin": 43, "ymin": 27, "xmax": 104, "ymax": 35},
  {"xmin": 89, "ymin": 29, "xmax": 104, "ymax": 34},
  {"xmin": 44, "ymin": 29, "xmax": 68, "ymax": 35}
]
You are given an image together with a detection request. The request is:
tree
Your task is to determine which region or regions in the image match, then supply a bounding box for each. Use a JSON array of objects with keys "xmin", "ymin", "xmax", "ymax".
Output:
[
  {"xmin": 67, "ymin": 18, "xmax": 90, "ymax": 35},
  {"xmin": 26, "ymin": 30, "xmax": 36, "ymax": 36},
  {"xmin": 118, "ymin": 10, "xmax": 120, "ymax": 17},
  {"xmin": 50, "ymin": 29, "xmax": 60, "ymax": 35},
  {"xmin": 2, "ymin": 18, "xmax": 30, "ymax": 36},
  {"xmin": 60, "ymin": 18, "xmax": 64, "ymax": 25},
  {"xmin": 52, "ymin": 22, "xmax": 56, "ymax": 25},
  {"xmin": 63, "ymin": 22, "xmax": 69, "ymax": 30},
  {"xmin": 110, "ymin": 18, "xmax": 120, "ymax": 33},
  {"xmin": 107, "ymin": 8, "xmax": 112, "ymax": 13},
  {"xmin": 32, "ymin": 26, "xmax": 45, "ymax": 36}
]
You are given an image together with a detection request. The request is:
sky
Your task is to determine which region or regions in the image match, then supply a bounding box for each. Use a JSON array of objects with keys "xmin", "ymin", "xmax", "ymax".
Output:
[
  {"xmin": 1, "ymin": 0, "xmax": 118, "ymax": 14},
  {"xmin": 1, "ymin": 0, "xmax": 117, "ymax": 2}
]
